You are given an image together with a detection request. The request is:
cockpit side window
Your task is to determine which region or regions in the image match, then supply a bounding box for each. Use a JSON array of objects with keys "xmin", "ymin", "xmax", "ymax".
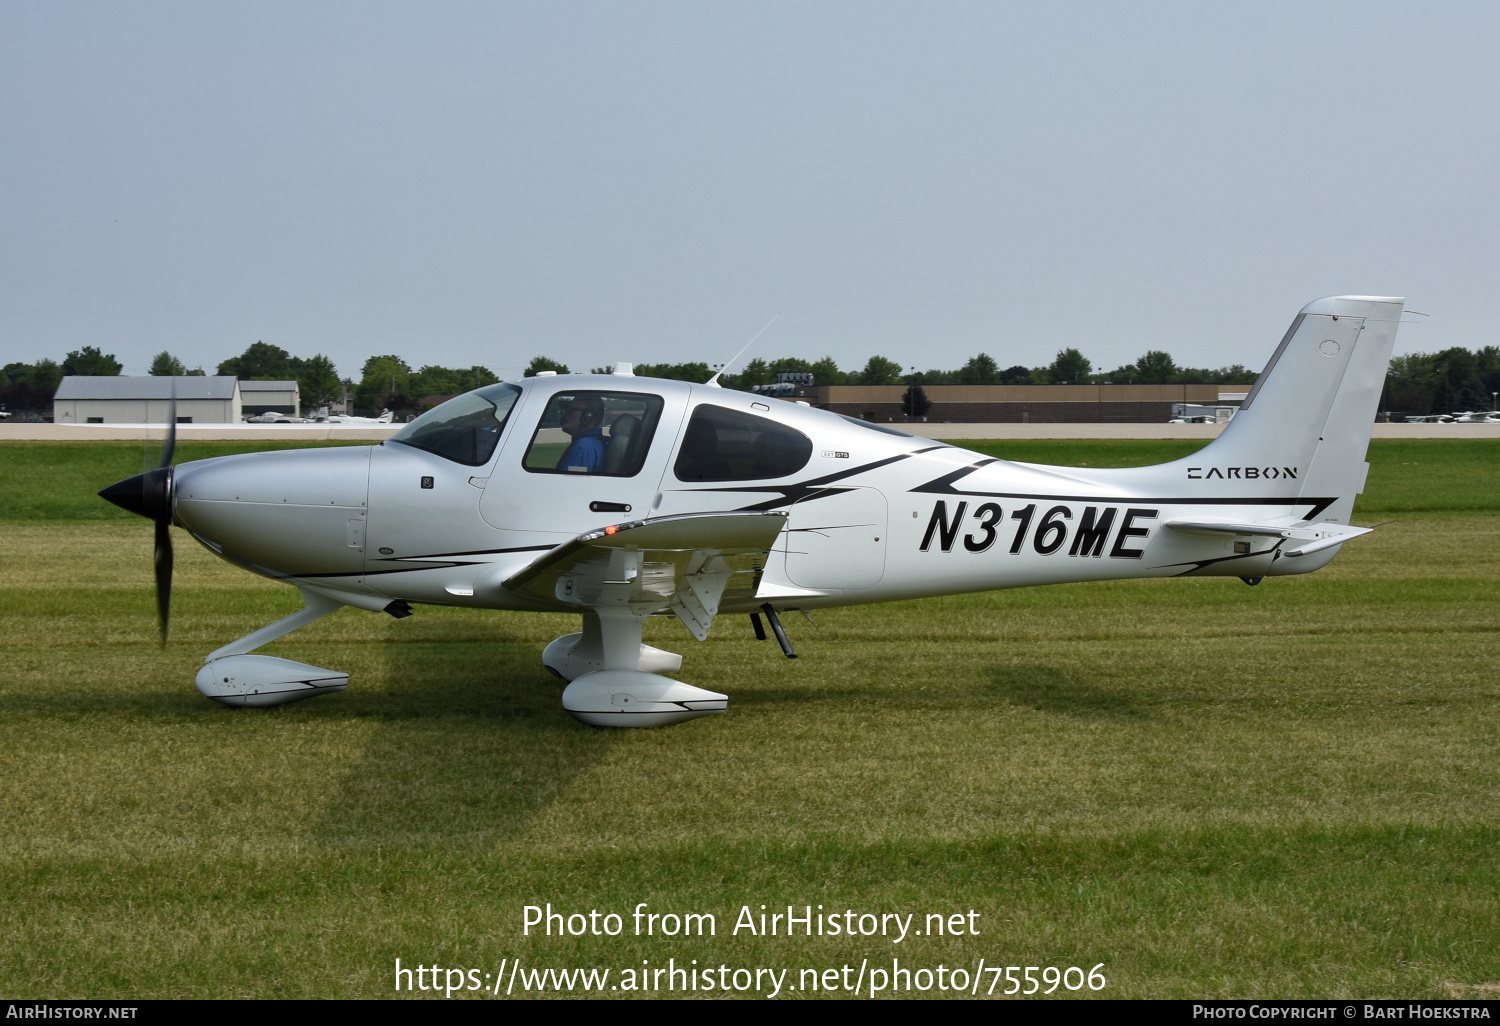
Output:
[
  {"xmin": 673, "ymin": 404, "xmax": 813, "ymax": 482},
  {"xmin": 522, "ymin": 391, "xmax": 665, "ymax": 477},
  {"xmin": 389, "ymin": 383, "xmax": 521, "ymax": 466}
]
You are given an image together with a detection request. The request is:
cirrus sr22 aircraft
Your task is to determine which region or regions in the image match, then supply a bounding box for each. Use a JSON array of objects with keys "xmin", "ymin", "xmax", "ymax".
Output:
[{"xmin": 101, "ymin": 296, "xmax": 1401, "ymax": 727}]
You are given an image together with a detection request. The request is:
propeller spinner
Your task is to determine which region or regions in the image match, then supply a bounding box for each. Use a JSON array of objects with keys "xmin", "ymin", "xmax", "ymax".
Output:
[{"xmin": 99, "ymin": 394, "xmax": 177, "ymax": 645}]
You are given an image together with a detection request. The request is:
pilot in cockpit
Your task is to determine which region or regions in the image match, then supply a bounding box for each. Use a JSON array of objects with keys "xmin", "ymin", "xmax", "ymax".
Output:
[{"xmin": 558, "ymin": 394, "xmax": 607, "ymax": 473}]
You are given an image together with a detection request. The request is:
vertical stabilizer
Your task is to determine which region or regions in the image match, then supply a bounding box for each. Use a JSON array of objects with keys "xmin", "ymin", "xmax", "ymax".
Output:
[{"xmin": 1197, "ymin": 296, "xmax": 1403, "ymax": 524}]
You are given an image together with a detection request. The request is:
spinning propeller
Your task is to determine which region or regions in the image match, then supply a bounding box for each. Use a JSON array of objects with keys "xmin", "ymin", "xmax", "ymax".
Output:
[{"xmin": 99, "ymin": 394, "xmax": 176, "ymax": 645}]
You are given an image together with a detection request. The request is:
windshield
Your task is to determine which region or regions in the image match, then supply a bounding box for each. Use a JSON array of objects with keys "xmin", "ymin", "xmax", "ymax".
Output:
[{"xmin": 389, "ymin": 383, "xmax": 522, "ymax": 466}]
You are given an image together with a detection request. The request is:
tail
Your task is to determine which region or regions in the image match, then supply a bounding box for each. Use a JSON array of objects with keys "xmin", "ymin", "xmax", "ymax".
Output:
[{"xmin": 1192, "ymin": 295, "xmax": 1404, "ymax": 524}]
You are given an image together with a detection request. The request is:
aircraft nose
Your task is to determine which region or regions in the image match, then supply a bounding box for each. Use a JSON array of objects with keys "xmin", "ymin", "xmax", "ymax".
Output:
[
  {"xmin": 172, "ymin": 447, "xmax": 373, "ymax": 579},
  {"xmin": 100, "ymin": 467, "xmax": 173, "ymax": 522}
]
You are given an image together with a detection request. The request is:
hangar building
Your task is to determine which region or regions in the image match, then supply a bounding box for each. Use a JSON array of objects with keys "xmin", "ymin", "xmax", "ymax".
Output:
[
  {"xmin": 53, "ymin": 376, "xmax": 242, "ymax": 424},
  {"xmin": 238, "ymin": 380, "xmax": 301, "ymax": 416}
]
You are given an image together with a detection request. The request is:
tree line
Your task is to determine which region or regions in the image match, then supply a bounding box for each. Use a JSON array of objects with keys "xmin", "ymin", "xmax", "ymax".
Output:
[
  {"xmin": 5, "ymin": 341, "xmax": 1498, "ymax": 417},
  {"xmin": 1382, "ymin": 346, "xmax": 1500, "ymax": 415},
  {"xmin": 732, "ymin": 349, "xmax": 1257, "ymax": 387},
  {"xmin": 205, "ymin": 342, "xmax": 501, "ymax": 414},
  {"xmin": 545, "ymin": 349, "xmax": 1255, "ymax": 387},
  {"xmin": 0, "ymin": 342, "xmax": 502, "ymax": 417},
  {"xmin": 1, "ymin": 347, "xmax": 126, "ymax": 412}
]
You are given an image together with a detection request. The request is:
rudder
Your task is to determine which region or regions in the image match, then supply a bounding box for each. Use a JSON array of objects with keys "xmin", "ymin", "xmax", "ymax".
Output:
[{"xmin": 1197, "ymin": 295, "xmax": 1404, "ymax": 524}]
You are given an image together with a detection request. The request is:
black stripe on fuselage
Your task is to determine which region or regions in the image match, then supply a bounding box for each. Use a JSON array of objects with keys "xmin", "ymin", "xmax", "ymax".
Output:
[
  {"xmin": 259, "ymin": 543, "xmax": 559, "ymax": 581},
  {"xmin": 674, "ymin": 449, "xmax": 937, "ymax": 512},
  {"xmin": 1153, "ymin": 540, "xmax": 1288, "ymax": 576},
  {"xmin": 910, "ymin": 462, "xmax": 1338, "ymax": 519},
  {"xmin": 370, "ymin": 542, "xmax": 558, "ymax": 562}
]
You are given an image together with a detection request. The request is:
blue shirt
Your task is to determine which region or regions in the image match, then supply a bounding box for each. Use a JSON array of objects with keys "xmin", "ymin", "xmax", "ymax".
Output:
[{"xmin": 559, "ymin": 429, "xmax": 605, "ymax": 473}]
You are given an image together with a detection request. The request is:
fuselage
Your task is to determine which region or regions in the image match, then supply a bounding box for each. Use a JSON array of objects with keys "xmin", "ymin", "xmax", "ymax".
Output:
[{"xmin": 172, "ymin": 374, "xmax": 1345, "ymax": 618}]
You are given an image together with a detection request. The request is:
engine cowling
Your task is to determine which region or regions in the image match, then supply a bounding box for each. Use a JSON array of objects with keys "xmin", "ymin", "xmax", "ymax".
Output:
[{"xmin": 195, "ymin": 655, "xmax": 348, "ymax": 708}]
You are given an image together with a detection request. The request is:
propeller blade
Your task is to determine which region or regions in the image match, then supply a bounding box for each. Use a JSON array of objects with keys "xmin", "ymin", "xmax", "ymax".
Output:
[
  {"xmin": 103, "ymin": 384, "xmax": 177, "ymax": 645},
  {"xmin": 160, "ymin": 384, "xmax": 176, "ymax": 469},
  {"xmin": 155, "ymin": 519, "xmax": 173, "ymax": 646}
]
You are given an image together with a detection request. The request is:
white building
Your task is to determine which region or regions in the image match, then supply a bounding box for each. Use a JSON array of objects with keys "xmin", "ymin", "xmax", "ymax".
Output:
[
  {"xmin": 238, "ymin": 379, "xmax": 301, "ymax": 416},
  {"xmin": 1168, "ymin": 392, "xmax": 1248, "ymax": 424},
  {"xmin": 53, "ymin": 376, "xmax": 241, "ymax": 424}
]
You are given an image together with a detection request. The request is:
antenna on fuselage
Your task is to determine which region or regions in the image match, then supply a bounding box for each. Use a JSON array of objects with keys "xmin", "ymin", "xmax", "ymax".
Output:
[{"xmin": 705, "ymin": 314, "xmax": 779, "ymax": 388}]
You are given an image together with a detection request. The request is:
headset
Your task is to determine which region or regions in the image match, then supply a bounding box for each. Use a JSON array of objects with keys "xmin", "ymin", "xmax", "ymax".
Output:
[{"xmin": 564, "ymin": 394, "xmax": 605, "ymax": 431}]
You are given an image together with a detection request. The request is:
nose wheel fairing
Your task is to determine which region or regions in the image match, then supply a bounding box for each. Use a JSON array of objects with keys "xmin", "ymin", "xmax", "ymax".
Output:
[
  {"xmin": 196, "ymin": 655, "xmax": 348, "ymax": 707},
  {"xmin": 192, "ymin": 586, "xmax": 351, "ymax": 708}
]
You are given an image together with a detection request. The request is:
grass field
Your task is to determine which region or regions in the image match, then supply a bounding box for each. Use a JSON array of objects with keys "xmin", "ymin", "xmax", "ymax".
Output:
[{"xmin": 1, "ymin": 439, "xmax": 1497, "ymax": 998}]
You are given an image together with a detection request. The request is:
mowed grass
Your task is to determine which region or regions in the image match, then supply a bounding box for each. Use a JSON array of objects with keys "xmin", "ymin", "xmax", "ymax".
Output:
[
  {"xmin": 0, "ymin": 440, "xmax": 369, "ymax": 522},
  {"xmin": 0, "ymin": 439, "xmax": 1497, "ymax": 998}
]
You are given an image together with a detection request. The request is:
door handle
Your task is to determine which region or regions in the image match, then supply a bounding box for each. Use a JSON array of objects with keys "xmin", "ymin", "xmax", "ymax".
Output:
[{"xmin": 589, "ymin": 501, "xmax": 632, "ymax": 513}]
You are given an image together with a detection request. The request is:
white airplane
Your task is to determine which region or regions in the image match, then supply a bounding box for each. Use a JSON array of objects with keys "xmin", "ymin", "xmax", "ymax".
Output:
[
  {"xmin": 243, "ymin": 412, "xmax": 308, "ymax": 424},
  {"xmin": 311, "ymin": 407, "xmax": 395, "ymax": 425},
  {"xmin": 101, "ymin": 295, "xmax": 1402, "ymax": 727}
]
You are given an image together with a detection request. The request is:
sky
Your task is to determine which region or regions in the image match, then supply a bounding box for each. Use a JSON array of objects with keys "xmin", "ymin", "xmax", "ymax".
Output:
[{"xmin": 2, "ymin": 1, "xmax": 1497, "ymax": 380}]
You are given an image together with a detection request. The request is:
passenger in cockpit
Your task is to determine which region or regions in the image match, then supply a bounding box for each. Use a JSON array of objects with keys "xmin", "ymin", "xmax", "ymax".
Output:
[{"xmin": 558, "ymin": 395, "xmax": 606, "ymax": 473}]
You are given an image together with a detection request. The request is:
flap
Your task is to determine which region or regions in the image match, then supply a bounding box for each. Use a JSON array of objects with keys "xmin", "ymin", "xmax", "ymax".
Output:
[{"xmin": 500, "ymin": 511, "xmax": 788, "ymax": 614}]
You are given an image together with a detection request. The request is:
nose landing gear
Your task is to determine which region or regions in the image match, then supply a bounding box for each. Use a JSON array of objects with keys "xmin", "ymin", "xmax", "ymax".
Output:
[{"xmin": 195, "ymin": 586, "xmax": 354, "ymax": 707}]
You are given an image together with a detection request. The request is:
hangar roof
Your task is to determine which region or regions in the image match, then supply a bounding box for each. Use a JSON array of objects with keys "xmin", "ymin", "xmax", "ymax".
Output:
[
  {"xmin": 238, "ymin": 380, "xmax": 299, "ymax": 392},
  {"xmin": 54, "ymin": 376, "xmax": 239, "ymax": 400}
]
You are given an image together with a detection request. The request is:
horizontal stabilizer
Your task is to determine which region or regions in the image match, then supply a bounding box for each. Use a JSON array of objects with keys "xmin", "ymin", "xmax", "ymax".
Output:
[
  {"xmin": 1165, "ymin": 517, "xmax": 1373, "ymax": 556},
  {"xmin": 1164, "ymin": 517, "xmax": 1301, "ymax": 538},
  {"xmin": 1282, "ymin": 524, "xmax": 1373, "ymax": 558}
]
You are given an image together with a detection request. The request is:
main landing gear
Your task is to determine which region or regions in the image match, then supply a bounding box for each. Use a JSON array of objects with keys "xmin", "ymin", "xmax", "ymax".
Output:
[{"xmin": 543, "ymin": 609, "xmax": 727, "ymax": 728}]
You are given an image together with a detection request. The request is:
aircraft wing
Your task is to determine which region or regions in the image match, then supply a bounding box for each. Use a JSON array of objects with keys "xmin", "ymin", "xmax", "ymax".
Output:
[{"xmin": 500, "ymin": 511, "xmax": 789, "ymax": 638}]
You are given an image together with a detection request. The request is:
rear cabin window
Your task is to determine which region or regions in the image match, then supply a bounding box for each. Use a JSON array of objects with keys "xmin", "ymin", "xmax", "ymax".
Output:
[
  {"xmin": 673, "ymin": 404, "xmax": 813, "ymax": 482},
  {"xmin": 522, "ymin": 391, "xmax": 664, "ymax": 477}
]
